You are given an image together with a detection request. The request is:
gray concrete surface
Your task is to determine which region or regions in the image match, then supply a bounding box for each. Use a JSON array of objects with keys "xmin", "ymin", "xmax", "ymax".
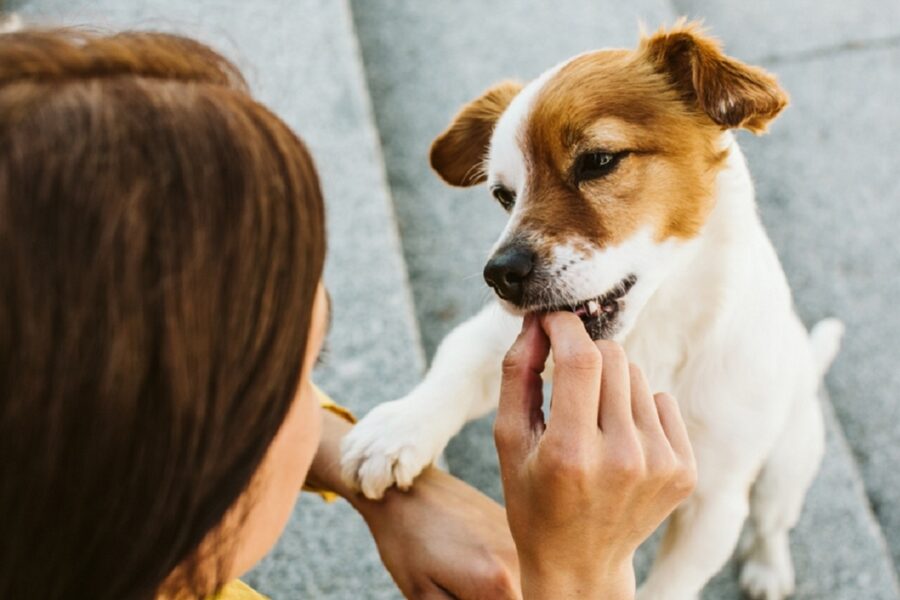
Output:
[
  {"xmin": 16, "ymin": 0, "xmax": 423, "ymax": 597},
  {"xmin": 672, "ymin": 0, "xmax": 900, "ymax": 63}
]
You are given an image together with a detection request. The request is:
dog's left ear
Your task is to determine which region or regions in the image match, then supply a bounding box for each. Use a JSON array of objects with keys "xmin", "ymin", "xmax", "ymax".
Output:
[
  {"xmin": 430, "ymin": 80, "xmax": 523, "ymax": 187},
  {"xmin": 640, "ymin": 21, "xmax": 788, "ymax": 133}
]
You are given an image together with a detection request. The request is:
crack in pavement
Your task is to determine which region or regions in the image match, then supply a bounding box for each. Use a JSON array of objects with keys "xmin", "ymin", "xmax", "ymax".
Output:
[{"xmin": 760, "ymin": 34, "xmax": 900, "ymax": 65}]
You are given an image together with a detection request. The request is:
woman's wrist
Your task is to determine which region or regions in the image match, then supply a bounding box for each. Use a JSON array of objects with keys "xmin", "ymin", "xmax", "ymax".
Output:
[
  {"xmin": 305, "ymin": 407, "xmax": 358, "ymax": 499},
  {"xmin": 519, "ymin": 554, "xmax": 636, "ymax": 600},
  {"xmin": 304, "ymin": 406, "xmax": 399, "ymax": 519}
]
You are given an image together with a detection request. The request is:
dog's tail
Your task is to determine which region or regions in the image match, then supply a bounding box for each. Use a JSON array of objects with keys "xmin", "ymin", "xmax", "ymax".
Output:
[{"xmin": 809, "ymin": 318, "xmax": 845, "ymax": 381}]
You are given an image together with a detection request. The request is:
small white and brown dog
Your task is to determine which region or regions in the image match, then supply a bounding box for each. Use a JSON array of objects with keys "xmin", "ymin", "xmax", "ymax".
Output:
[{"xmin": 342, "ymin": 22, "xmax": 844, "ymax": 600}]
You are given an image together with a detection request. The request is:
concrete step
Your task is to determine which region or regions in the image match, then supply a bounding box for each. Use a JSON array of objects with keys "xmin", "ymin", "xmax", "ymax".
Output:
[
  {"xmin": 17, "ymin": 0, "xmax": 424, "ymax": 598},
  {"xmin": 681, "ymin": 1, "xmax": 900, "ymax": 578},
  {"xmin": 349, "ymin": 1, "xmax": 900, "ymax": 598}
]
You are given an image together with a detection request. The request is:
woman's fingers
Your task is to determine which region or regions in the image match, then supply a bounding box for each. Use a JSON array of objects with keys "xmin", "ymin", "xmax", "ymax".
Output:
[
  {"xmin": 495, "ymin": 314, "xmax": 549, "ymax": 461},
  {"xmin": 496, "ymin": 315, "xmax": 698, "ymax": 597},
  {"xmin": 541, "ymin": 312, "xmax": 603, "ymax": 437},
  {"xmin": 653, "ymin": 392, "xmax": 694, "ymax": 463},
  {"xmin": 629, "ymin": 363, "xmax": 662, "ymax": 434},
  {"xmin": 595, "ymin": 340, "xmax": 634, "ymax": 435},
  {"xmin": 498, "ymin": 313, "xmax": 694, "ymax": 488}
]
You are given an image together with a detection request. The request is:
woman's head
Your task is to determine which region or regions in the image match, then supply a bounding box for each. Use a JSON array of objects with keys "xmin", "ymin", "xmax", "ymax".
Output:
[{"xmin": 0, "ymin": 30, "xmax": 327, "ymax": 598}]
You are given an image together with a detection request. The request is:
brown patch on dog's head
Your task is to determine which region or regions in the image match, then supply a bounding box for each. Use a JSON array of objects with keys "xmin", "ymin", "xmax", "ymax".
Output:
[
  {"xmin": 508, "ymin": 21, "xmax": 787, "ymax": 254},
  {"xmin": 640, "ymin": 20, "xmax": 788, "ymax": 133},
  {"xmin": 520, "ymin": 51, "xmax": 725, "ymax": 250},
  {"xmin": 429, "ymin": 80, "xmax": 522, "ymax": 186}
]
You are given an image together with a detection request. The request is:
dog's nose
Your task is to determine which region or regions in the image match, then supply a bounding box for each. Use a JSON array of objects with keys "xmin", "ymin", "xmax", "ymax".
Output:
[{"xmin": 484, "ymin": 246, "xmax": 535, "ymax": 304}]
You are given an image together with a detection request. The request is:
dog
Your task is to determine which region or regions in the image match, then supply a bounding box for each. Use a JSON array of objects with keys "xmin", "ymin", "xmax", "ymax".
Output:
[{"xmin": 341, "ymin": 21, "xmax": 844, "ymax": 600}]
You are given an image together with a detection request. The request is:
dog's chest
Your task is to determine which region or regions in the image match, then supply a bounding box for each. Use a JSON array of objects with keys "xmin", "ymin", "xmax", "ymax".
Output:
[
  {"xmin": 623, "ymin": 320, "xmax": 686, "ymax": 393},
  {"xmin": 622, "ymin": 277, "xmax": 720, "ymax": 394}
]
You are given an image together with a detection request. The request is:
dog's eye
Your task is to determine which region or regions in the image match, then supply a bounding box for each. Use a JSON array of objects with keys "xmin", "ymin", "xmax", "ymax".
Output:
[
  {"xmin": 574, "ymin": 151, "xmax": 625, "ymax": 183},
  {"xmin": 491, "ymin": 185, "xmax": 516, "ymax": 211}
]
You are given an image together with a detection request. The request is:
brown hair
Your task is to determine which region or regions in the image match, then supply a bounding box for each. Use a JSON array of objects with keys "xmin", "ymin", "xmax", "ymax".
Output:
[{"xmin": 0, "ymin": 30, "xmax": 326, "ymax": 599}]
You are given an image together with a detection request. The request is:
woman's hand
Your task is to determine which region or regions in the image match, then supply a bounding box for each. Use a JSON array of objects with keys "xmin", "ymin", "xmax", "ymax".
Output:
[
  {"xmin": 307, "ymin": 406, "xmax": 520, "ymax": 599},
  {"xmin": 357, "ymin": 467, "xmax": 520, "ymax": 600},
  {"xmin": 494, "ymin": 313, "xmax": 697, "ymax": 600}
]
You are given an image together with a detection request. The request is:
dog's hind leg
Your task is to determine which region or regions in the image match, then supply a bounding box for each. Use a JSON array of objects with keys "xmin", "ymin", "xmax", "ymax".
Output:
[
  {"xmin": 739, "ymin": 389, "xmax": 824, "ymax": 600},
  {"xmin": 739, "ymin": 318, "xmax": 841, "ymax": 600},
  {"xmin": 637, "ymin": 474, "xmax": 752, "ymax": 600}
]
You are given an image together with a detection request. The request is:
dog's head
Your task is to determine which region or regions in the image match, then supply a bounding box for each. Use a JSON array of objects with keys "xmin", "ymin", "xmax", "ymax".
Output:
[{"xmin": 430, "ymin": 22, "xmax": 787, "ymax": 340}]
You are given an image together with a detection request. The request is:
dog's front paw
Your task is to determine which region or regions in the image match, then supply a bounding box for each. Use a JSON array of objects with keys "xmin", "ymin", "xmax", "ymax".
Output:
[{"xmin": 340, "ymin": 397, "xmax": 450, "ymax": 499}]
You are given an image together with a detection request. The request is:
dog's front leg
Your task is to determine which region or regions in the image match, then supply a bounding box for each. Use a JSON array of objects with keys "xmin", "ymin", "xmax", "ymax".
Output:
[{"xmin": 341, "ymin": 302, "xmax": 521, "ymax": 499}]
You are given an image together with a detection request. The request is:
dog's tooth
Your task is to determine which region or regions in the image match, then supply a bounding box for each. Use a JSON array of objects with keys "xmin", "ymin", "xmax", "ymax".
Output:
[{"xmin": 587, "ymin": 300, "xmax": 599, "ymax": 315}]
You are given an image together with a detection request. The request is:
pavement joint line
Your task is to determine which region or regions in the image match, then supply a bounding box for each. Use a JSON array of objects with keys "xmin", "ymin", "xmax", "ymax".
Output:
[
  {"xmin": 340, "ymin": 0, "xmax": 428, "ymax": 376},
  {"xmin": 759, "ymin": 34, "xmax": 900, "ymax": 66},
  {"xmin": 841, "ymin": 430, "xmax": 899, "ymax": 570},
  {"xmin": 822, "ymin": 392, "xmax": 900, "ymax": 594}
]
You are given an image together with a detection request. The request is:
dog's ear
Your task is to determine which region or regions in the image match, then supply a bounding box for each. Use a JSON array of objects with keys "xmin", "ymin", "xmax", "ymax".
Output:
[
  {"xmin": 640, "ymin": 21, "xmax": 788, "ymax": 133},
  {"xmin": 430, "ymin": 80, "xmax": 523, "ymax": 187}
]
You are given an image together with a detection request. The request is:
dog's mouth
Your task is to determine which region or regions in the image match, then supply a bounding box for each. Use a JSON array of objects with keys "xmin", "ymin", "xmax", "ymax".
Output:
[{"xmin": 548, "ymin": 275, "xmax": 637, "ymax": 340}]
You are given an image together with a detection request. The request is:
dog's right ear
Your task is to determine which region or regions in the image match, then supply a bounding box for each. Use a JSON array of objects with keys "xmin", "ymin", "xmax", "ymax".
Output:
[
  {"xmin": 640, "ymin": 21, "xmax": 788, "ymax": 133},
  {"xmin": 429, "ymin": 80, "xmax": 523, "ymax": 187}
]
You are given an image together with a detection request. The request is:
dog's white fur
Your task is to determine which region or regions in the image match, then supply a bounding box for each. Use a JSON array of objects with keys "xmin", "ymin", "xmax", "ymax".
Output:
[{"xmin": 342, "ymin": 56, "xmax": 843, "ymax": 600}]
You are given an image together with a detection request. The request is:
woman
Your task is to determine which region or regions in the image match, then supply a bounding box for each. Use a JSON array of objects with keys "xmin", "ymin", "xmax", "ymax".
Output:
[{"xmin": 0, "ymin": 30, "xmax": 695, "ymax": 599}]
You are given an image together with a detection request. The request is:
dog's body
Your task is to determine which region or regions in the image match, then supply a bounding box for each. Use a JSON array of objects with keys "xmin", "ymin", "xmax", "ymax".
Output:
[{"xmin": 342, "ymin": 23, "xmax": 843, "ymax": 600}]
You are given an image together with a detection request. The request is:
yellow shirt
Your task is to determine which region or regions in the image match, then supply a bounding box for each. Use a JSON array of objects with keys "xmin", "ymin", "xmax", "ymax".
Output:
[
  {"xmin": 213, "ymin": 580, "xmax": 269, "ymax": 600},
  {"xmin": 212, "ymin": 388, "xmax": 354, "ymax": 600}
]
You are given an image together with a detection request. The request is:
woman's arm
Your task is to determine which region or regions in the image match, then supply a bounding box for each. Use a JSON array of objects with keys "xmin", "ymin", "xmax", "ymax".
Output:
[
  {"xmin": 306, "ymin": 404, "xmax": 521, "ymax": 600},
  {"xmin": 303, "ymin": 403, "xmax": 368, "ymax": 501}
]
